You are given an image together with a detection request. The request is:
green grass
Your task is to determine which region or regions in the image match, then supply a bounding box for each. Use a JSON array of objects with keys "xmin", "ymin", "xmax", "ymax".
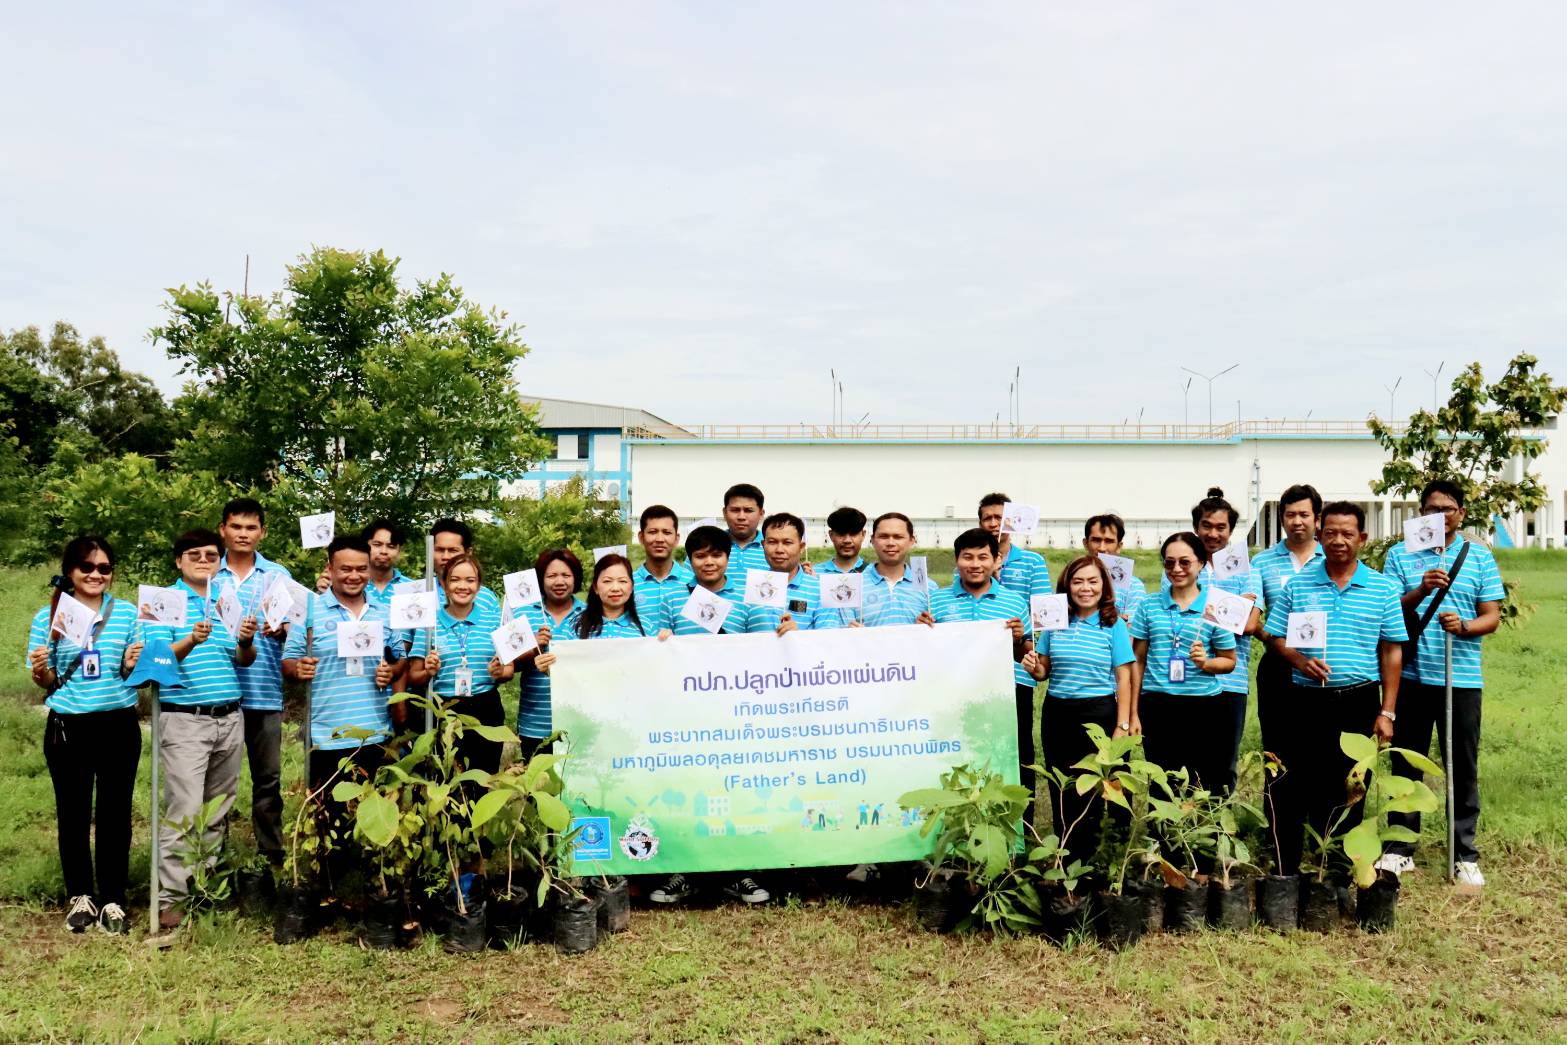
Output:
[{"xmin": 1, "ymin": 552, "xmax": 1565, "ymax": 1043}]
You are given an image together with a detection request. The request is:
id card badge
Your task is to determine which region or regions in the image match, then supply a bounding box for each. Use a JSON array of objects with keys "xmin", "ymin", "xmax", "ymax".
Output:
[
  {"xmin": 454, "ymin": 668, "xmax": 474, "ymax": 698},
  {"xmin": 79, "ymin": 649, "xmax": 102, "ymax": 680},
  {"xmin": 345, "ymin": 656, "xmax": 364, "ymax": 677},
  {"xmin": 1167, "ymin": 657, "xmax": 1187, "ymax": 684}
]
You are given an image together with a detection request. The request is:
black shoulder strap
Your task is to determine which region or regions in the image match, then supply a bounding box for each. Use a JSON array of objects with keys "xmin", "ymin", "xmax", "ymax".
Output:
[
  {"xmin": 1410, "ymin": 539, "xmax": 1472, "ymax": 641},
  {"xmin": 48, "ymin": 597, "xmax": 119, "ymax": 693}
]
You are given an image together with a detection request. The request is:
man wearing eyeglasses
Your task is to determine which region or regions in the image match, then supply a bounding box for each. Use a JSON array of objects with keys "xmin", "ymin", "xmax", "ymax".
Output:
[{"xmin": 1377, "ymin": 480, "xmax": 1503, "ymax": 891}]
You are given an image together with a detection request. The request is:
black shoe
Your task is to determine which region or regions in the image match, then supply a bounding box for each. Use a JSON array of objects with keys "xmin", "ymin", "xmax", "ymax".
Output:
[
  {"xmin": 98, "ymin": 902, "xmax": 128, "ymax": 935},
  {"xmin": 64, "ymin": 895, "xmax": 97, "ymax": 933},
  {"xmin": 723, "ymin": 877, "xmax": 771, "ymax": 904},
  {"xmin": 649, "ymin": 874, "xmax": 693, "ymax": 905}
]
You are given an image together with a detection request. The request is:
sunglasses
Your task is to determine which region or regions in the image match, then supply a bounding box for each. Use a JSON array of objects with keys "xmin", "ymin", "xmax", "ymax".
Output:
[
  {"xmin": 182, "ymin": 551, "xmax": 222, "ymax": 562},
  {"xmin": 1163, "ymin": 558, "xmax": 1199, "ymax": 570},
  {"xmin": 74, "ymin": 562, "xmax": 115, "ymax": 576}
]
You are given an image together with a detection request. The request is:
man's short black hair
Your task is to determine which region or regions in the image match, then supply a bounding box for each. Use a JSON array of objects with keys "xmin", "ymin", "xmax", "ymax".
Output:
[
  {"xmin": 1321, "ymin": 501, "xmax": 1366, "ymax": 530},
  {"xmin": 761, "ymin": 512, "xmax": 805, "ymax": 540},
  {"xmin": 954, "ymin": 527, "xmax": 999, "ymax": 557},
  {"xmin": 872, "ymin": 512, "xmax": 914, "ymax": 536},
  {"xmin": 173, "ymin": 529, "xmax": 223, "ymax": 558},
  {"xmin": 1420, "ymin": 479, "xmax": 1465, "ymax": 509},
  {"xmin": 826, "ymin": 506, "xmax": 867, "ymax": 535},
  {"xmin": 431, "ymin": 518, "xmax": 474, "ymax": 549},
  {"xmin": 684, "ymin": 525, "xmax": 733, "ymax": 559},
  {"xmin": 327, "ymin": 534, "xmax": 372, "ymax": 561},
  {"xmin": 1191, "ymin": 487, "xmax": 1239, "ymax": 529},
  {"xmin": 978, "ymin": 492, "xmax": 1010, "ymax": 513},
  {"xmin": 360, "ymin": 518, "xmax": 406, "ymax": 546},
  {"xmin": 639, "ymin": 504, "xmax": 680, "ymax": 531},
  {"xmin": 724, "ymin": 483, "xmax": 765, "ymax": 510},
  {"xmin": 1084, "ymin": 513, "xmax": 1126, "ymax": 541},
  {"xmin": 221, "ymin": 497, "xmax": 265, "ymax": 526},
  {"xmin": 1279, "ymin": 483, "xmax": 1323, "ymax": 517}
]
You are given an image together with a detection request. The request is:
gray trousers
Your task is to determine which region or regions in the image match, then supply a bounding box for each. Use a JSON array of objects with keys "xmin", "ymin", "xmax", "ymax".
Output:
[
  {"xmin": 242, "ymin": 709, "xmax": 284, "ymax": 861},
  {"xmin": 158, "ymin": 710, "xmax": 243, "ymax": 908}
]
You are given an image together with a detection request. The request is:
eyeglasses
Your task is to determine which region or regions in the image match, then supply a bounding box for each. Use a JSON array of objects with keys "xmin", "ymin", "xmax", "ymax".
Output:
[
  {"xmin": 74, "ymin": 562, "xmax": 114, "ymax": 576},
  {"xmin": 1163, "ymin": 558, "xmax": 1198, "ymax": 569},
  {"xmin": 1420, "ymin": 504, "xmax": 1461, "ymax": 515},
  {"xmin": 183, "ymin": 551, "xmax": 221, "ymax": 562}
]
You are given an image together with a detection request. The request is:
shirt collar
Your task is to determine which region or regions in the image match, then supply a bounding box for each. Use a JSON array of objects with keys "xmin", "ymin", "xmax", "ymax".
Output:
[
  {"xmin": 1155, "ymin": 585, "xmax": 1210, "ymax": 614},
  {"xmin": 952, "ymin": 579, "xmax": 997, "ymax": 599},
  {"xmin": 635, "ymin": 562, "xmax": 680, "ymax": 583},
  {"xmin": 438, "ymin": 605, "xmax": 478, "ymax": 628},
  {"xmin": 729, "ymin": 531, "xmax": 759, "ymax": 549},
  {"xmin": 1303, "ymin": 560, "xmax": 1371, "ymax": 588}
]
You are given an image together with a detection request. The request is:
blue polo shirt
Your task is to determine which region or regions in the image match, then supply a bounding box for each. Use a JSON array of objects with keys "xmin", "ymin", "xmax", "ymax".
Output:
[
  {"xmin": 1253, "ymin": 542, "xmax": 1326, "ymax": 618},
  {"xmin": 930, "ymin": 579, "xmax": 1030, "ymax": 684},
  {"xmin": 216, "ymin": 552, "xmax": 292, "ymax": 712},
  {"xmin": 815, "ymin": 564, "xmax": 936, "ymax": 629},
  {"xmin": 1129, "ymin": 586, "xmax": 1236, "ymax": 697},
  {"xmin": 558, "ymin": 613, "xmax": 649, "ymax": 641},
  {"xmin": 516, "ymin": 600, "xmax": 584, "ymax": 739},
  {"xmin": 667, "ymin": 579, "xmax": 753, "ymax": 636},
  {"xmin": 26, "ymin": 595, "xmax": 140, "ymax": 715},
  {"xmin": 997, "ymin": 544, "xmax": 1052, "ymax": 603},
  {"xmin": 1114, "ymin": 575, "xmax": 1149, "ymax": 617},
  {"xmin": 409, "ymin": 600, "xmax": 506, "ymax": 698},
  {"xmin": 727, "ymin": 532, "xmax": 769, "ymax": 575},
  {"xmin": 633, "ymin": 561, "xmax": 694, "ymax": 632},
  {"xmin": 392, "ymin": 580, "xmax": 502, "ymax": 650},
  {"xmin": 1039, "ymin": 613, "xmax": 1135, "ymax": 700},
  {"xmin": 143, "ymin": 579, "xmax": 243, "ymax": 707},
  {"xmin": 282, "ymin": 590, "xmax": 399, "ymax": 750},
  {"xmin": 1383, "ymin": 537, "xmax": 1503, "ymax": 688},
  {"xmin": 745, "ymin": 567, "xmax": 822, "ymax": 633},
  {"xmin": 1164, "ymin": 564, "xmax": 1261, "ymax": 696},
  {"xmin": 1263, "ymin": 561, "xmax": 1408, "ymax": 688},
  {"xmin": 364, "ymin": 567, "xmax": 412, "ymax": 607},
  {"xmin": 817, "ymin": 557, "xmax": 867, "ymax": 575}
]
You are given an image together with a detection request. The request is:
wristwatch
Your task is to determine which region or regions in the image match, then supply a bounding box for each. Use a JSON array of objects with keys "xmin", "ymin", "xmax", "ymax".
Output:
[
  {"xmin": 1460, "ymin": 619, "xmax": 1469, "ymax": 634},
  {"xmin": 1118, "ymin": 721, "xmax": 1132, "ymax": 731},
  {"xmin": 1377, "ymin": 709, "xmax": 1397, "ymax": 722}
]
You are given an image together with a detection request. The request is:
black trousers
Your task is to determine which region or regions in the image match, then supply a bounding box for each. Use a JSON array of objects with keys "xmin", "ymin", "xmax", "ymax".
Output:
[
  {"xmin": 448, "ymin": 689, "xmax": 505, "ymax": 775},
  {"xmin": 43, "ymin": 707, "xmax": 142, "ymax": 906},
  {"xmin": 1016, "ymin": 682, "xmax": 1039, "ymax": 827},
  {"xmin": 1138, "ymin": 690, "xmax": 1236, "ymax": 797},
  {"xmin": 1270, "ymin": 681, "xmax": 1382, "ymax": 876},
  {"xmin": 1255, "ymin": 651, "xmax": 1305, "ymax": 872},
  {"xmin": 307, "ymin": 745, "xmax": 386, "ymax": 888},
  {"xmin": 1041, "ymin": 695, "xmax": 1117, "ymax": 865},
  {"xmin": 1387, "ymin": 682, "xmax": 1482, "ymax": 863},
  {"xmin": 242, "ymin": 708, "xmax": 284, "ymax": 863}
]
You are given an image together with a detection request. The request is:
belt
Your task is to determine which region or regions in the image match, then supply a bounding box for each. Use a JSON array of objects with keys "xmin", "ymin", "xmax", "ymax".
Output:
[{"xmin": 160, "ymin": 702, "xmax": 240, "ymax": 717}]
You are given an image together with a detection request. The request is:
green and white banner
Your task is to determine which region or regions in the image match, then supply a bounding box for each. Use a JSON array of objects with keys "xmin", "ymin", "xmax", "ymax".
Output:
[{"xmin": 552, "ymin": 620, "xmax": 1019, "ymax": 874}]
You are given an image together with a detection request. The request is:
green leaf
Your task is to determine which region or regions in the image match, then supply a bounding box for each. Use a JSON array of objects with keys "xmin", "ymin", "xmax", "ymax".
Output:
[
  {"xmin": 1342, "ymin": 820, "xmax": 1383, "ymax": 888},
  {"xmin": 470, "ymin": 789, "xmax": 514, "ymax": 830},
  {"xmin": 330, "ymin": 781, "xmax": 364, "ymax": 804},
  {"xmin": 355, "ymin": 792, "xmax": 399, "ymax": 849},
  {"xmin": 1390, "ymin": 747, "xmax": 1444, "ymax": 779},
  {"xmin": 1339, "ymin": 732, "xmax": 1379, "ymax": 766},
  {"xmin": 897, "ymin": 789, "xmax": 965, "ymax": 809},
  {"xmin": 533, "ymin": 791, "xmax": 572, "ymax": 832},
  {"xmin": 468, "ymin": 723, "xmax": 519, "ymax": 744}
]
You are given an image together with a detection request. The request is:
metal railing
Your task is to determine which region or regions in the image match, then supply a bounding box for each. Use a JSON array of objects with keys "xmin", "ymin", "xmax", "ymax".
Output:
[{"xmin": 623, "ymin": 420, "xmax": 1399, "ymax": 442}]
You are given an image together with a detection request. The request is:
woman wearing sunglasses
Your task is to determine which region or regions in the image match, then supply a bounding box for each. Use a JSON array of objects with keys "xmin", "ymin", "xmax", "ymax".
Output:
[{"xmin": 25, "ymin": 536, "xmax": 143, "ymax": 935}]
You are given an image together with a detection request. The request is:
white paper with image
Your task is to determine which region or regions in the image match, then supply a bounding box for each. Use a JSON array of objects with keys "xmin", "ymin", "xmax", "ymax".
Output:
[
  {"xmin": 999, "ymin": 502, "xmax": 1039, "ymax": 535},
  {"xmin": 137, "ymin": 584, "xmax": 188, "ymax": 627},
  {"xmin": 51, "ymin": 597, "xmax": 98, "ymax": 648},
  {"xmin": 593, "ymin": 545, "xmax": 628, "ymax": 564},
  {"xmin": 1285, "ymin": 611, "xmax": 1327, "ymax": 650},
  {"xmin": 299, "ymin": 511, "xmax": 336, "ymax": 549},
  {"xmin": 1211, "ymin": 542, "xmax": 1251, "ymax": 580},
  {"xmin": 492, "ymin": 613, "xmax": 539, "ymax": 661},
  {"xmin": 820, "ymin": 572, "xmax": 864, "ymax": 610},
  {"xmin": 336, "ymin": 619, "xmax": 384, "ymax": 658},
  {"xmin": 680, "ymin": 586, "xmax": 730, "ymax": 634},
  {"xmin": 1097, "ymin": 553, "xmax": 1136, "ymax": 592},
  {"xmin": 1030, "ymin": 593, "xmax": 1069, "ymax": 633},
  {"xmin": 503, "ymin": 570, "xmax": 542, "ymax": 607},
  {"xmin": 1201, "ymin": 588, "xmax": 1252, "ymax": 636},
  {"xmin": 389, "ymin": 590, "xmax": 439, "ymax": 630},
  {"xmin": 1404, "ymin": 512, "xmax": 1446, "ymax": 553},
  {"xmin": 213, "ymin": 582, "xmax": 243, "ymax": 636},
  {"xmin": 744, "ymin": 569, "xmax": 789, "ymax": 609}
]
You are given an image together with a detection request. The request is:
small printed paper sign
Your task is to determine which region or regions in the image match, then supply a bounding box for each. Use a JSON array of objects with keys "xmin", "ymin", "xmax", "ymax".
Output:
[
  {"xmin": 299, "ymin": 511, "xmax": 336, "ymax": 550},
  {"xmin": 503, "ymin": 570, "xmax": 542, "ymax": 607},
  {"xmin": 1285, "ymin": 611, "xmax": 1328, "ymax": 649},
  {"xmin": 1000, "ymin": 501, "xmax": 1040, "ymax": 536},
  {"xmin": 51, "ymin": 596, "xmax": 97, "ymax": 648},
  {"xmin": 336, "ymin": 619, "xmax": 384, "ymax": 658},
  {"xmin": 137, "ymin": 584, "xmax": 188, "ymax": 627},
  {"xmin": 1202, "ymin": 588, "xmax": 1253, "ymax": 636},
  {"xmin": 682, "ymin": 517, "xmax": 721, "ymax": 540},
  {"xmin": 213, "ymin": 582, "xmax": 244, "ymax": 636},
  {"xmin": 680, "ymin": 586, "xmax": 730, "ymax": 634},
  {"xmin": 492, "ymin": 613, "xmax": 539, "ymax": 662},
  {"xmin": 1404, "ymin": 512, "xmax": 1446, "ymax": 553},
  {"xmin": 259, "ymin": 580, "xmax": 296, "ymax": 630},
  {"xmin": 391, "ymin": 579, "xmax": 427, "ymax": 597},
  {"xmin": 286, "ymin": 579, "xmax": 312, "ymax": 626},
  {"xmin": 1098, "ymin": 553, "xmax": 1136, "ymax": 591},
  {"xmin": 593, "ymin": 545, "xmax": 628, "ymax": 564},
  {"xmin": 1030, "ymin": 593, "xmax": 1070, "ymax": 633},
  {"xmin": 1211, "ymin": 542, "xmax": 1251, "ymax": 581},
  {"xmin": 744, "ymin": 569, "xmax": 789, "ymax": 609},
  {"xmin": 821, "ymin": 572, "xmax": 864, "ymax": 610},
  {"xmin": 907, "ymin": 556, "xmax": 929, "ymax": 590},
  {"xmin": 389, "ymin": 590, "xmax": 439, "ymax": 630}
]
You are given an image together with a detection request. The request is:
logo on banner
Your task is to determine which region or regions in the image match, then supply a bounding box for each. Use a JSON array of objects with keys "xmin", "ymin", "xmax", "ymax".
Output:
[
  {"xmin": 571, "ymin": 816, "xmax": 612, "ymax": 861},
  {"xmin": 619, "ymin": 813, "xmax": 660, "ymax": 861}
]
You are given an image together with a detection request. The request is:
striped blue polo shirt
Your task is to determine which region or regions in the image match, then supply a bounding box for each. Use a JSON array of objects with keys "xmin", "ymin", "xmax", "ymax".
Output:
[
  {"xmin": 1164, "ymin": 564, "xmax": 1261, "ymax": 696},
  {"xmin": 143, "ymin": 579, "xmax": 244, "ymax": 706},
  {"xmin": 26, "ymin": 594, "xmax": 140, "ymax": 714},
  {"xmin": 1263, "ymin": 561, "xmax": 1408, "ymax": 688},
  {"xmin": 1382, "ymin": 537, "xmax": 1503, "ymax": 688},
  {"xmin": 745, "ymin": 567, "xmax": 822, "ymax": 633},
  {"xmin": 817, "ymin": 557, "xmax": 867, "ymax": 575},
  {"xmin": 930, "ymin": 579, "xmax": 1031, "ymax": 683},
  {"xmin": 633, "ymin": 560, "xmax": 694, "ymax": 632},
  {"xmin": 815, "ymin": 563, "xmax": 936, "ymax": 629},
  {"xmin": 1252, "ymin": 541, "xmax": 1325, "ymax": 618},
  {"xmin": 1039, "ymin": 613, "xmax": 1135, "ymax": 699},
  {"xmin": 558, "ymin": 612, "xmax": 649, "ymax": 642},
  {"xmin": 515, "ymin": 600, "xmax": 584, "ymax": 739},
  {"xmin": 365, "ymin": 567, "xmax": 412, "ymax": 607},
  {"xmin": 666, "ymin": 579, "xmax": 753, "ymax": 636},
  {"xmin": 1129, "ymin": 586, "xmax": 1237, "ymax": 697},
  {"xmin": 997, "ymin": 544, "xmax": 1052, "ymax": 601},
  {"xmin": 409, "ymin": 598, "xmax": 506, "ymax": 698},
  {"xmin": 1114, "ymin": 574, "xmax": 1149, "ymax": 617},
  {"xmin": 727, "ymin": 532, "xmax": 769, "ymax": 575},
  {"xmin": 216, "ymin": 552, "xmax": 292, "ymax": 712},
  {"xmin": 393, "ymin": 580, "xmax": 501, "ymax": 650},
  {"xmin": 282, "ymin": 590, "xmax": 398, "ymax": 750}
]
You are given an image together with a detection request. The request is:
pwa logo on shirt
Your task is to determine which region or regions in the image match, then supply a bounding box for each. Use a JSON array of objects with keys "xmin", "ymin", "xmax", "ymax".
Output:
[
  {"xmin": 618, "ymin": 813, "xmax": 660, "ymax": 861},
  {"xmin": 571, "ymin": 816, "xmax": 612, "ymax": 862}
]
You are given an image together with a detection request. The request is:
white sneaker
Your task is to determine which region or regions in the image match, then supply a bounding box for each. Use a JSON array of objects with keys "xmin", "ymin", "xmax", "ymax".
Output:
[
  {"xmin": 1455, "ymin": 861, "xmax": 1485, "ymax": 889},
  {"xmin": 98, "ymin": 903, "xmax": 128, "ymax": 935},
  {"xmin": 723, "ymin": 877, "xmax": 770, "ymax": 904},
  {"xmin": 64, "ymin": 895, "xmax": 97, "ymax": 933},
  {"xmin": 1374, "ymin": 854, "xmax": 1415, "ymax": 878}
]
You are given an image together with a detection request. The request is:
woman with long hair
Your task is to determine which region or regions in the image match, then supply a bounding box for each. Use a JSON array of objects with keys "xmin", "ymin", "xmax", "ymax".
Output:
[{"xmin": 25, "ymin": 536, "xmax": 142, "ymax": 934}]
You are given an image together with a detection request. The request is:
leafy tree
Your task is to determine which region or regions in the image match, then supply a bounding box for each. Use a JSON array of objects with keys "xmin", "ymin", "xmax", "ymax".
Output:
[
  {"xmin": 478, "ymin": 475, "xmax": 629, "ymax": 580},
  {"xmin": 1368, "ymin": 353, "xmax": 1565, "ymax": 534},
  {"xmin": 152, "ymin": 247, "xmax": 552, "ymax": 528}
]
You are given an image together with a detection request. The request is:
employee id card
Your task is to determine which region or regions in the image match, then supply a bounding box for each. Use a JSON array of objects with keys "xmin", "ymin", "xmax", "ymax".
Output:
[
  {"xmin": 454, "ymin": 667, "xmax": 474, "ymax": 697},
  {"xmin": 80, "ymin": 649, "xmax": 102, "ymax": 680},
  {"xmin": 1167, "ymin": 656, "xmax": 1186, "ymax": 684}
]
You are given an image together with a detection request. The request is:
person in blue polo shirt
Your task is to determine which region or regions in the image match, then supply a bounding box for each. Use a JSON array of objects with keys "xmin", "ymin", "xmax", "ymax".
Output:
[
  {"xmin": 1022, "ymin": 553, "xmax": 1135, "ymax": 866},
  {"xmin": 722, "ymin": 483, "xmax": 769, "ymax": 575},
  {"xmin": 409, "ymin": 553, "xmax": 513, "ymax": 774},
  {"xmin": 282, "ymin": 534, "xmax": 399, "ymax": 895},
  {"xmin": 745, "ymin": 513, "xmax": 824, "ymax": 635},
  {"xmin": 1083, "ymin": 513, "xmax": 1147, "ymax": 619},
  {"xmin": 215, "ymin": 497, "xmax": 294, "ymax": 871},
  {"xmin": 820, "ymin": 506, "xmax": 869, "ymax": 575},
  {"xmin": 26, "ymin": 536, "xmax": 142, "ymax": 935},
  {"xmin": 512, "ymin": 548, "xmax": 585, "ymax": 760},
  {"xmin": 632, "ymin": 504, "xmax": 693, "ymax": 629},
  {"xmin": 143, "ymin": 528, "xmax": 259, "ymax": 929},
  {"xmin": 1379, "ymin": 479, "xmax": 1504, "ymax": 889},
  {"xmin": 930, "ymin": 527, "xmax": 1034, "ymax": 817},
  {"xmin": 819, "ymin": 512, "xmax": 936, "ymax": 629},
  {"xmin": 664, "ymin": 527, "xmax": 753, "ymax": 636},
  {"xmin": 361, "ymin": 518, "xmax": 411, "ymax": 606},
  {"xmin": 1189, "ymin": 488, "xmax": 1263, "ymax": 788},
  {"xmin": 429, "ymin": 518, "xmax": 502, "ymax": 616},
  {"xmin": 1129, "ymin": 532, "xmax": 1237, "ymax": 795},
  {"xmin": 1263, "ymin": 501, "xmax": 1406, "ymax": 878}
]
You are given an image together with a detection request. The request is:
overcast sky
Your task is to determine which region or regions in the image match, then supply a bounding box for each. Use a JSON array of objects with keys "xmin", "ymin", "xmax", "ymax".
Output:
[{"xmin": 4, "ymin": 2, "xmax": 1564, "ymax": 427}]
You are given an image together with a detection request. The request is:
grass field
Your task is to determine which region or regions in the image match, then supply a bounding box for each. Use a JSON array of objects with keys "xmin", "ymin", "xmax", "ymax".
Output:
[{"xmin": 1, "ymin": 551, "xmax": 1564, "ymax": 1044}]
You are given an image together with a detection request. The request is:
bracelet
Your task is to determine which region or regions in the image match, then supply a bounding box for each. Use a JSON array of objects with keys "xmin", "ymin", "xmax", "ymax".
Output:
[
  {"xmin": 1118, "ymin": 721, "xmax": 1132, "ymax": 731},
  {"xmin": 1377, "ymin": 709, "xmax": 1397, "ymax": 722}
]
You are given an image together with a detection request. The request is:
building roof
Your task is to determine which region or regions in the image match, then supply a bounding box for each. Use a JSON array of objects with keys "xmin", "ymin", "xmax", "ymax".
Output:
[{"xmin": 521, "ymin": 397, "xmax": 687, "ymax": 434}]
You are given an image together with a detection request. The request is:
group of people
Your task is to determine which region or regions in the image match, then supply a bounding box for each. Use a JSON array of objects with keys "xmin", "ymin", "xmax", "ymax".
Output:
[{"xmin": 26, "ymin": 478, "xmax": 1501, "ymax": 934}]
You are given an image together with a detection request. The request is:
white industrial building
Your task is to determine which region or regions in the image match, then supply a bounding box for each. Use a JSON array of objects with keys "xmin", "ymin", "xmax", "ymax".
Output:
[{"xmin": 511, "ymin": 404, "xmax": 1565, "ymax": 550}]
